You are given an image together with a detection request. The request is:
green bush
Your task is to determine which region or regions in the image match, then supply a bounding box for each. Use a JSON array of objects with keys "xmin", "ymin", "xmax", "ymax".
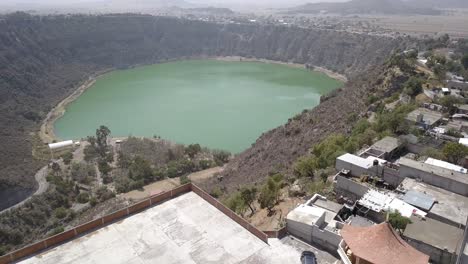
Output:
[
  {"xmin": 51, "ymin": 226, "xmax": 64, "ymax": 235},
  {"xmin": 210, "ymin": 187, "xmax": 223, "ymax": 198},
  {"xmin": 185, "ymin": 144, "xmax": 201, "ymax": 158},
  {"xmin": 213, "ymin": 150, "xmax": 230, "ymax": 166},
  {"xmin": 76, "ymin": 192, "xmax": 90, "ymax": 204},
  {"xmin": 54, "ymin": 207, "xmax": 67, "ymax": 219},
  {"xmin": 180, "ymin": 175, "xmax": 191, "ymax": 185},
  {"xmin": 61, "ymin": 152, "xmax": 73, "ymax": 165},
  {"xmin": 89, "ymin": 196, "xmax": 97, "ymax": 207},
  {"xmin": 403, "ymin": 77, "xmax": 423, "ymax": 97},
  {"xmin": 293, "ymin": 156, "xmax": 316, "ymax": 178},
  {"xmin": 388, "ymin": 211, "xmax": 411, "ymax": 233}
]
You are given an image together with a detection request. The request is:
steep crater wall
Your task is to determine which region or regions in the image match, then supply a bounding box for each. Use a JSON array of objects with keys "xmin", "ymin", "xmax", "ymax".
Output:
[{"xmin": 0, "ymin": 13, "xmax": 409, "ymax": 207}]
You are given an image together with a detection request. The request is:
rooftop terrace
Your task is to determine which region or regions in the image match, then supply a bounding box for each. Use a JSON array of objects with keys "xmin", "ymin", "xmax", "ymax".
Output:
[{"xmin": 18, "ymin": 192, "xmax": 339, "ymax": 264}]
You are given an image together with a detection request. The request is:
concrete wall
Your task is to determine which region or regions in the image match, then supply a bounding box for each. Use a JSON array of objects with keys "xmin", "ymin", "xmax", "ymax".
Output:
[
  {"xmin": 382, "ymin": 167, "xmax": 404, "ymax": 187},
  {"xmin": 405, "ymin": 237, "xmax": 457, "ymax": 264},
  {"xmin": 311, "ymin": 226, "xmax": 342, "ymax": 252},
  {"xmin": 335, "ymin": 175, "xmax": 370, "ymax": 201},
  {"xmin": 399, "ymin": 164, "xmax": 468, "ymax": 196}
]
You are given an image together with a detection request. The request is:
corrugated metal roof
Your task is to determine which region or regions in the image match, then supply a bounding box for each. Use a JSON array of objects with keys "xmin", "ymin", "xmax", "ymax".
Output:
[{"xmin": 402, "ymin": 190, "xmax": 435, "ymax": 211}]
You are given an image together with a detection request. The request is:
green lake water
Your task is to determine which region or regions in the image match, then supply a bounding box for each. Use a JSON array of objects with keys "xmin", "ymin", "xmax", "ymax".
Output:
[{"xmin": 54, "ymin": 60, "xmax": 343, "ymax": 153}]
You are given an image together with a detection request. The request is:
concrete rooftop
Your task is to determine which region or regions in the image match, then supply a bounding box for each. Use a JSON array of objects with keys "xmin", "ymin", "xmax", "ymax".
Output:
[
  {"xmin": 405, "ymin": 108, "xmax": 443, "ymax": 126},
  {"xmin": 370, "ymin": 136, "xmax": 400, "ymax": 154},
  {"xmin": 399, "ymin": 178, "xmax": 468, "ymax": 227},
  {"xmin": 19, "ymin": 192, "xmax": 339, "ymax": 264},
  {"xmin": 404, "ymin": 216, "xmax": 464, "ymax": 254},
  {"xmin": 398, "ymin": 157, "xmax": 468, "ymax": 185}
]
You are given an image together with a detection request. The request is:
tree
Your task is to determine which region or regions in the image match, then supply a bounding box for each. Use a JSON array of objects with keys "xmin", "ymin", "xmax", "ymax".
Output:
[
  {"xmin": 96, "ymin": 125, "xmax": 111, "ymax": 157},
  {"xmin": 185, "ymin": 144, "xmax": 201, "ymax": 158},
  {"xmin": 388, "ymin": 211, "xmax": 411, "ymax": 233},
  {"xmin": 61, "ymin": 152, "xmax": 73, "ymax": 165},
  {"xmin": 437, "ymin": 95, "xmax": 463, "ymax": 114},
  {"xmin": 433, "ymin": 64, "xmax": 447, "ymax": 81},
  {"xmin": 225, "ymin": 192, "xmax": 247, "ymax": 215},
  {"xmin": 442, "ymin": 142, "xmax": 468, "ymax": 165},
  {"xmin": 83, "ymin": 144, "xmax": 98, "ymax": 162},
  {"xmin": 213, "ymin": 150, "xmax": 230, "ymax": 166},
  {"xmin": 128, "ymin": 156, "xmax": 153, "ymax": 182},
  {"xmin": 98, "ymin": 159, "xmax": 112, "ymax": 176},
  {"xmin": 403, "ymin": 77, "xmax": 423, "ymax": 97},
  {"xmin": 240, "ymin": 187, "xmax": 257, "ymax": 216},
  {"xmin": 51, "ymin": 162, "xmax": 61, "ymax": 176},
  {"xmin": 462, "ymin": 54, "xmax": 468, "ymax": 70},
  {"xmin": 293, "ymin": 156, "xmax": 316, "ymax": 178},
  {"xmin": 258, "ymin": 175, "xmax": 283, "ymax": 215}
]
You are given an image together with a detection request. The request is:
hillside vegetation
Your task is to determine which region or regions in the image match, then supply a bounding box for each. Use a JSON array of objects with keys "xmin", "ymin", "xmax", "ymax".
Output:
[{"xmin": 0, "ymin": 13, "xmax": 408, "ymax": 203}]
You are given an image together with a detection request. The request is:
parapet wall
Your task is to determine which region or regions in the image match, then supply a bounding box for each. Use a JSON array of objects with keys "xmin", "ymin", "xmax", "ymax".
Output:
[{"xmin": 0, "ymin": 183, "xmax": 269, "ymax": 264}]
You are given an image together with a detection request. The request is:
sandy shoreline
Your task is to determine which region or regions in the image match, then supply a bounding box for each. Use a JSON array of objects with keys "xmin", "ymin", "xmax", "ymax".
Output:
[
  {"xmin": 39, "ymin": 57, "xmax": 347, "ymax": 144},
  {"xmin": 39, "ymin": 69, "xmax": 113, "ymax": 143}
]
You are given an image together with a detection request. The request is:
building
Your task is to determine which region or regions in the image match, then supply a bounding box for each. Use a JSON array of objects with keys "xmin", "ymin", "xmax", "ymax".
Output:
[
  {"xmin": 425, "ymin": 158, "xmax": 468, "ymax": 174},
  {"xmin": 398, "ymin": 157, "xmax": 468, "ymax": 196},
  {"xmin": 356, "ymin": 189, "xmax": 426, "ymax": 223},
  {"xmin": 7, "ymin": 185, "xmax": 340, "ymax": 264},
  {"xmin": 359, "ymin": 136, "xmax": 402, "ymax": 160},
  {"xmin": 397, "ymin": 178, "xmax": 468, "ymax": 228},
  {"xmin": 458, "ymin": 105, "xmax": 468, "ymax": 115},
  {"xmin": 286, "ymin": 194, "xmax": 344, "ymax": 251},
  {"xmin": 403, "ymin": 216, "xmax": 464, "ymax": 264},
  {"xmin": 335, "ymin": 153, "xmax": 386, "ymax": 178},
  {"xmin": 406, "ymin": 108, "xmax": 443, "ymax": 130},
  {"xmin": 338, "ymin": 223, "xmax": 429, "ymax": 264}
]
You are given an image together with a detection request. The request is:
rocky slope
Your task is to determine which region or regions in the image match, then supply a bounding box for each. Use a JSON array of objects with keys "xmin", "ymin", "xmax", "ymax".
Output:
[{"xmin": 0, "ymin": 12, "xmax": 410, "ymax": 208}]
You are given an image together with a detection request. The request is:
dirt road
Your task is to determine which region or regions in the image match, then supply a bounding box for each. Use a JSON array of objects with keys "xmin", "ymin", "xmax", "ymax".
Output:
[{"xmin": 123, "ymin": 166, "xmax": 223, "ymax": 201}]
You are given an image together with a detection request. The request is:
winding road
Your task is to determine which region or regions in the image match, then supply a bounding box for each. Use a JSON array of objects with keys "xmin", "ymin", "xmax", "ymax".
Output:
[{"xmin": 0, "ymin": 165, "xmax": 50, "ymax": 214}]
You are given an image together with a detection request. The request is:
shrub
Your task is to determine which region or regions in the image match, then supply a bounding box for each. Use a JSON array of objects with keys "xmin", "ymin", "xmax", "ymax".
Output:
[
  {"xmin": 89, "ymin": 196, "xmax": 97, "ymax": 207},
  {"xmin": 199, "ymin": 159, "xmax": 215, "ymax": 170},
  {"xmin": 51, "ymin": 226, "xmax": 64, "ymax": 235},
  {"xmin": 95, "ymin": 186, "xmax": 115, "ymax": 202},
  {"xmin": 180, "ymin": 175, "xmax": 191, "ymax": 185},
  {"xmin": 224, "ymin": 192, "xmax": 246, "ymax": 215},
  {"xmin": 61, "ymin": 152, "xmax": 73, "ymax": 165},
  {"xmin": 443, "ymin": 142, "xmax": 468, "ymax": 164},
  {"xmin": 293, "ymin": 156, "xmax": 316, "ymax": 178},
  {"xmin": 54, "ymin": 207, "xmax": 67, "ymax": 219},
  {"xmin": 185, "ymin": 144, "xmax": 201, "ymax": 158},
  {"xmin": 210, "ymin": 187, "xmax": 223, "ymax": 198},
  {"xmin": 213, "ymin": 150, "xmax": 230, "ymax": 166},
  {"xmin": 403, "ymin": 77, "xmax": 423, "ymax": 97},
  {"xmin": 76, "ymin": 192, "xmax": 90, "ymax": 204}
]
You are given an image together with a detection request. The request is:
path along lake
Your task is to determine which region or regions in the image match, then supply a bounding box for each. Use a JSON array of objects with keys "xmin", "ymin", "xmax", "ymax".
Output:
[{"xmin": 54, "ymin": 60, "xmax": 343, "ymax": 153}]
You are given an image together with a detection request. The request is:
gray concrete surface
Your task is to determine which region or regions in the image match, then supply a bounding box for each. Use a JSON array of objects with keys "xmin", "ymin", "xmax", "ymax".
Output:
[{"xmin": 19, "ymin": 192, "xmax": 339, "ymax": 264}]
